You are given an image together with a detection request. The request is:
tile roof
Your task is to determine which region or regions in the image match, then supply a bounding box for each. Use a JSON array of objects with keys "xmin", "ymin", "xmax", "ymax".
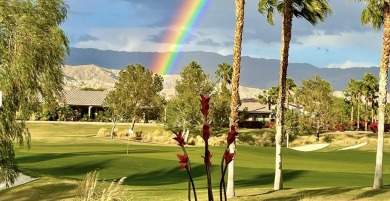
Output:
[
  {"xmin": 62, "ymin": 90, "xmax": 108, "ymax": 106},
  {"xmin": 238, "ymin": 98, "xmax": 273, "ymax": 114}
]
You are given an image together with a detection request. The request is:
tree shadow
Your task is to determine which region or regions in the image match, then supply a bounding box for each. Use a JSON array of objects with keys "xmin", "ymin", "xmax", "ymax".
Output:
[
  {"xmin": 235, "ymin": 170, "xmax": 307, "ymax": 188},
  {"xmin": 22, "ymin": 159, "xmax": 116, "ymax": 178},
  {"xmin": 260, "ymin": 187, "xmax": 359, "ymax": 201},
  {"xmin": 17, "ymin": 149, "xmax": 169, "ymax": 164},
  {"xmin": 0, "ymin": 182, "xmax": 76, "ymax": 201},
  {"xmin": 353, "ymin": 187, "xmax": 389, "ymax": 200}
]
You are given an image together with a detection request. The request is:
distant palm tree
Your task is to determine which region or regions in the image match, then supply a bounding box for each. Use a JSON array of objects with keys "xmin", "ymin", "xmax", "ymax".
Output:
[
  {"xmin": 285, "ymin": 77, "xmax": 296, "ymax": 108},
  {"xmin": 215, "ymin": 63, "xmax": 233, "ymax": 91},
  {"xmin": 258, "ymin": 0, "xmax": 332, "ymax": 190},
  {"xmin": 228, "ymin": 0, "xmax": 245, "ymax": 198},
  {"xmin": 258, "ymin": 86, "xmax": 279, "ymax": 111},
  {"xmin": 356, "ymin": 0, "xmax": 390, "ymax": 189},
  {"xmin": 362, "ymin": 73, "xmax": 379, "ymax": 130}
]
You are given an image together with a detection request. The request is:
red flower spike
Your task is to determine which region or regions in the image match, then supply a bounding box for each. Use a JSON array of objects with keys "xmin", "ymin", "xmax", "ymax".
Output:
[
  {"xmin": 200, "ymin": 94, "xmax": 210, "ymax": 117},
  {"xmin": 204, "ymin": 150, "xmax": 212, "ymax": 166},
  {"xmin": 224, "ymin": 149, "xmax": 235, "ymax": 166},
  {"xmin": 202, "ymin": 122, "xmax": 210, "ymax": 141},
  {"xmin": 227, "ymin": 126, "xmax": 238, "ymax": 146},
  {"xmin": 173, "ymin": 131, "xmax": 185, "ymax": 148},
  {"xmin": 177, "ymin": 154, "xmax": 188, "ymax": 169}
]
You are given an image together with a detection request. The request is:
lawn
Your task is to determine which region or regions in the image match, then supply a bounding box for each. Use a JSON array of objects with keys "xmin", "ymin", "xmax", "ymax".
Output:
[{"xmin": 1, "ymin": 122, "xmax": 390, "ymax": 200}]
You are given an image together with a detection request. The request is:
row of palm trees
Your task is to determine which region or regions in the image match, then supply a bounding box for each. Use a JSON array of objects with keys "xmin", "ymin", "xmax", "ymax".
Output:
[{"xmin": 227, "ymin": 0, "xmax": 390, "ymax": 198}]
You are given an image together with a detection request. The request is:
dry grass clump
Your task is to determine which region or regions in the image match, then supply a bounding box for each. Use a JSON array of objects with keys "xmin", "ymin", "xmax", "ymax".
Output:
[{"xmin": 76, "ymin": 170, "xmax": 126, "ymax": 201}]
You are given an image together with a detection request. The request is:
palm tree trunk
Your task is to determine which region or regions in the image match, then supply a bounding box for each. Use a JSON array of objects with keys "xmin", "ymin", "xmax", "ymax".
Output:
[
  {"xmin": 228, "ymin": 0, "xmax": 245, "ymax": 198},
  {"xmin": 274, "ymin": 0, "xmax": 293, "ymax": 191},
  {"xmin": 350, "ymin": 104, "xmax": 354, "ymax": 130},
  {"xmin": 365, "ymin": 99, "xmax": 368, "ymax": 131},
  {"xmin": 357, "ymin": 94, "xmax": 361, "ymax": 130},
  {"xmin": 373, "ymin": 2, "xmax": 390, "ymax": 190}
]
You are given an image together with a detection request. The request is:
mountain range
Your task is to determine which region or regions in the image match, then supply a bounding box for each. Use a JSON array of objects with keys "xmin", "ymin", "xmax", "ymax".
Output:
[{"xmin": 65, "ymin": 47, "xmax": 381, "ymax": 91}]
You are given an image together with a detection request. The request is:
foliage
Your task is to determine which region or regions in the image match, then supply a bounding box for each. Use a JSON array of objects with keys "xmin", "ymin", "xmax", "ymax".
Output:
[
  {"xmin": 76, "ymin": 171, "xmax": 126, "ymax": 201},
  {"xmin": 0, "ymin": 0, "xmax": 69, "ymax": 185},
  {"xmin": 104, "ymin": 64, "xmax": 164, "ymax": 123},
  {"xmin": 209, "ymin": 89, "xmax": 231, "ymax": 134},
  {"xmin": 79, "ymin": 87, "xmax": 106, "ymax": 91},
  {"xmin": 258, "ymin": 86, "xmax": 278, "ymax": 111},
  {"xmin": 296, "ymin": 76, "xmax": 334, "ymax": 136},
  {"xmin": 165, "ymin": 61, "xmax": 214, "ymax": 130}
]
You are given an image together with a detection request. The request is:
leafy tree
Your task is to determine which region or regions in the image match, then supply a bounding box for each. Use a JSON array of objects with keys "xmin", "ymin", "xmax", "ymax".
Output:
[
  {"xmin": 298, "ymin": 76, "xmax": 333, "ymax": 140},
  {"xmin": 105, "ymin": 64, "xmax": 164, "ymax": 138},
  {"xmin": 165, "ymin": 61, "xmax": 214, "ymax": 131},
  {"xmin": 0, "ymin": 0, "xmax": 69, "ymax": 186},
  {"xmin": 356, "ymin": 0, "xmax": 390, "ymax": 189},
  {"xmin": 258, "ymin": 0, "xmax": 332, "ymax": 190}
]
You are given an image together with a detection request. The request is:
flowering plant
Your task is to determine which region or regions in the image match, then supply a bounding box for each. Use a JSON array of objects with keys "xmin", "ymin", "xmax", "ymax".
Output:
[{"xmin": 173, "ymin": 94, "xmax": 238, "ymax": 201}]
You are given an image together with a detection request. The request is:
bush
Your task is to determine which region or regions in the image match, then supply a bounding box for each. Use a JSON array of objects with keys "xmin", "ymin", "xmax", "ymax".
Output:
[
  {"xmin": 238, "ymin": 121, "xmax": 263, "ymax": 129},
  {"xmin": 238, "ymin": 134, "xmax": 256, "ymax": 145},
  {"xmin": 97, "ymin": 127, "xmax": 118, "ymax": 137}
]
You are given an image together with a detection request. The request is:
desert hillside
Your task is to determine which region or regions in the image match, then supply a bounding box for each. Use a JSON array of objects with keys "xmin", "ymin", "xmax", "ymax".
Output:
[{"xmin": 62, "ymin": 64, "xmax": 266, "ymax": 99}]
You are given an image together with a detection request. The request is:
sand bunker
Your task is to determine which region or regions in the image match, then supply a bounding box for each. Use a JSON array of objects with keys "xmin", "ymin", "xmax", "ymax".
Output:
[
  {"xmin": 0, "ymin": 173, "xmax": 37, "ymax": 191},
  {"xmin": 338, "ymin": 142, "xmax": 368, "ymax": 151},
  {"xmin": 289, "ymin": 143, "xmax": 330, "ymax": 152}
]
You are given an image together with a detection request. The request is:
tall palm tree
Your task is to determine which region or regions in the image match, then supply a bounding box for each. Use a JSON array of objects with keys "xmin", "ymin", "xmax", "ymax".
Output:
[
  {"xmin": 228, "ymin": 0, "xmax": 245, "ymax": 198},
  {"xmin": 357, "ymin": 0, "xmax": 390, "ymax": 189},
  {"xmin": 258, "ymin": 0, "xmax": 332, "ymax": 190}
]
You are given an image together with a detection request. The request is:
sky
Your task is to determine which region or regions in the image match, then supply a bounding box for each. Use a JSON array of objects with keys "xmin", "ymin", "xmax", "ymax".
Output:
[{"xmin": 61, "ymin": 0, "xmax": 382, "ymax": 69}]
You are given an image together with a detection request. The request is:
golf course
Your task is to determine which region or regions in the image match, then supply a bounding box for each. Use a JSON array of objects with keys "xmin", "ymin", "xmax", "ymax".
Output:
[{"xmin": 0, "ymin": 122, "xmax": 389, "ymax": 200}]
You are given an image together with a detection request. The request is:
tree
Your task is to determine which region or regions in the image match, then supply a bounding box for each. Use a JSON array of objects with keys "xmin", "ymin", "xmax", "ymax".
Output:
[
  {"xmin": 0, "ymin": 0, "xmax": 69, "ymax": 186},
  {"xmin": 165, "ymin": 61, "xmax": 214, "ymax": 132},
  {"xmin": 298, "ymin": 76, "xmax": 334, "ymax": 139},
  {"xmin": 105, "ymin": 64, "xmax": 164, "ymax": 138},
  {"xmin": 285, "ymin": 77, "xmax": 297, "ymax": 108},
  {"xmin": 258, "ymin": 0, "xmax": 332, "ymax": 190},
  {"xmin": 356, "ymin": 0, "xmax": 390, "ymax": 189},
  {"xmin": 215, "ymin": 63, "xmax": 233, "ymax": 91},
  {"xmin": 258, "ymin": 86, "xmax": 279, "ymax": 111},
  {"xmin": 344, "ymin": 78, "xmax": 364, "ymax": 130},
  {"xmin": 227, "ymin": 0, "xmax": 245, "ymax": 198},
  {"xmin": 362, "ymin": 73, "xmax": 379, "ymax": 130}
]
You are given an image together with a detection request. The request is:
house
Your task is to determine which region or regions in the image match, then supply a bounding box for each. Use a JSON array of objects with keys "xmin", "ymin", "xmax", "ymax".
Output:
[
  {"xmin": 62, "ymin": 90, "xmax": 109, "ymax": 120},
  {"xmin": 238, "ymin": 98, "xmax": 274, "ymax": 123}
]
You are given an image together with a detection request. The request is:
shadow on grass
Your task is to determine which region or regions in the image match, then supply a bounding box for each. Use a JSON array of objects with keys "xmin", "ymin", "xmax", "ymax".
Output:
[
  {"xmin": 0, "ymin": 182, "xmax": 76, "ymax": 201},
  {"xmin": 235, "ymin": 170, "xmax": 306, "ymax": 188},
  {"xmin": 21, "ymin": 159, "xmax": 116, "ymax": 178},
  {"xmin": 17, "ymin": 149, "xmax": 169, "ymax": 163},
  {"xmin": 353, "ymin": 187, "xmax": 389, "ymax": 200},
  {"xmin": 125, "ymin": 164, "xmax": 206, "ymax": 187}
]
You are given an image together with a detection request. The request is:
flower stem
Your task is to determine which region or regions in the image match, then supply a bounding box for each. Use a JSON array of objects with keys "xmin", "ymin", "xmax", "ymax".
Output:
[{"xmin": 186, "ymin": 167, "xmax": 197, "ymax": 201}]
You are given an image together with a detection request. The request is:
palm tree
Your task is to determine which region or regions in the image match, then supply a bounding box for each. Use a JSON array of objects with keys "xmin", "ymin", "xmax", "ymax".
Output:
[
  {"xmin": 344, "ymin": 79, "xmax": 358, "ymax": 130},
  {"xmin": 357, "ymin": 0, "xmax": 390, "ymax": 189},
  {"xmin": 362, "ymin": 73, "xmax": 379, "ymax": 130},
  {"xmin": 258, "ymin": 0, "xmax": 332, "ymax": 190},
  {"xmin": 227, "ymin": 0, "xmax": 245, "ymax": 198},
  {"xmin": 215, "ymin": 63, "xmax": 233, "ymax": 91},
  {"xmin": 258, "ymin": 86, "xmax": 279, "ymax": 110}
]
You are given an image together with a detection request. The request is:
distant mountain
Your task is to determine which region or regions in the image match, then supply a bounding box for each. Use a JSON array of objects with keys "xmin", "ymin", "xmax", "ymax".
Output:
[
  {"xmin": 65, "ymin": 47, "xmax": 380, "ymax": 91},
  {"xmin": 62, "ymin": 64, "xmax": 264, "ymax": 100}
]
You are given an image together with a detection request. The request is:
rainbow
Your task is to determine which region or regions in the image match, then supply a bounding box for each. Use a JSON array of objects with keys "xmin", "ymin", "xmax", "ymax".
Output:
[{"xmin": 151, "ymin": 0, "xmax": 210, "ymax": 75}]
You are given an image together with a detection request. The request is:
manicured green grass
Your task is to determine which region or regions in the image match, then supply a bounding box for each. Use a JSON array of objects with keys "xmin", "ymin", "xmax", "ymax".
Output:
[{"xmin": 1, "ymin": 122, "xmax": 390, "ymax": 200}]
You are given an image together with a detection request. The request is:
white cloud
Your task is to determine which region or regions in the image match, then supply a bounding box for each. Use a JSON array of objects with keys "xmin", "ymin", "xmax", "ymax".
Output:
[
  {"xmin": 327, "ymin": 60, "xmax": 378, "ymax": 69},
  {"xmin": 295, "ymin": 30, "xmax": 382, "ymax": 50}
]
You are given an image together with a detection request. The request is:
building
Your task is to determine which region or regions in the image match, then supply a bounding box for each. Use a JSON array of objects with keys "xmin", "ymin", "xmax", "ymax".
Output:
[
  {"xmin": 238, "ymin": 98, "xmax": 274, "ymax": 123},
  {"xmin": 62, "ymin": 90, "xmax": 109, "ymax": 120}
]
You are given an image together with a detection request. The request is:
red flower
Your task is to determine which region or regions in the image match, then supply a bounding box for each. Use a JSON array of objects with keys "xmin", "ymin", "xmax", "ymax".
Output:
[
  {"xmin": 227, "ymin": 126, "xmax": 238, "ymax": 146},
  {"xmin": 203, "ymin": 150, "xmax": 212, "ymax": 166},
  {"xmin": 202, "ymin": 122, "xmax": 210, "ymax": 141},
  {"xmin": 177, "ymin": 154, "xmax": 188, "ymax": 169},
  {"xmin": 224, "ymin": 149, "xmax": 234, "ymax": 166},
  {"xmin": 173, "ymin": 131, "xmax": 185, "ymax": 147},
  {"xmin": 200, "ymin": 94, "xmax": 210, "ymax": 117}
]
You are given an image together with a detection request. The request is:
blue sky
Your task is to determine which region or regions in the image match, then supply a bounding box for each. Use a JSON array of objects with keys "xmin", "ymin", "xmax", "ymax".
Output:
[{"xmin": 61, "ymin": 0, "xmax": 382, "ymax": 69}]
